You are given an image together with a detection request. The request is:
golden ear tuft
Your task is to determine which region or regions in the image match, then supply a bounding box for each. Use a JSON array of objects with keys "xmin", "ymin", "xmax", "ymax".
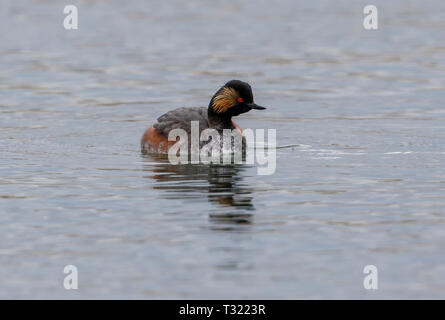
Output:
[{"xmin": 212, "ymin": 87, "xmax": 240, "ymax": 113}]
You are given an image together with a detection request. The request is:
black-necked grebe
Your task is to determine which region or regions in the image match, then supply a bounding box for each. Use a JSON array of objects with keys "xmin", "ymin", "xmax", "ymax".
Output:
[{"xmin": 141, "ymin": 80, "xmax": 266, "ymax": 154}]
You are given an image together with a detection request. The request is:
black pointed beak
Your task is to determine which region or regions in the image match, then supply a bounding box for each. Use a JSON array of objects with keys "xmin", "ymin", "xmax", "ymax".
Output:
[{"xmin": 248, "ymin": 103, "xmax": 266, "ymax": 110}]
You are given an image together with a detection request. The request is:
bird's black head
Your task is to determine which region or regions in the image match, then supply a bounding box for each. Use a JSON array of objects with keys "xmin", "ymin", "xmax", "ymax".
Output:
[{"xmin": 208, "ymin": 80, "xmax": 266, "ymax": 117}]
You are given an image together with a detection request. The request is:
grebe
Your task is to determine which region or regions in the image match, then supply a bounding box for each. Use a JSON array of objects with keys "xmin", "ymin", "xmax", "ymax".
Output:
[{"xmin": 141, "ymin": 80, "xmax": 266, "ymax": 154}]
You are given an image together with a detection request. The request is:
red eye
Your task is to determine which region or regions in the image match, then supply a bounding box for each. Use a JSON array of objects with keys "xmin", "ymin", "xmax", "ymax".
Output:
[{"xmin": 237, "ymin": 97, "xmax": 244, "ymax": 103}]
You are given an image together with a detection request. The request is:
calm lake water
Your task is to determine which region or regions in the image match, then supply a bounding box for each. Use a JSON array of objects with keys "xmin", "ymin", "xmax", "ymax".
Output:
[{"xmin": 1, "ymin": 0, "xmax": 445, "ymax": 299}]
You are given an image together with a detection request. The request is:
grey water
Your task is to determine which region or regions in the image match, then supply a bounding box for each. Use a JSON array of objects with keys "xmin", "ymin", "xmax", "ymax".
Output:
[{"xmin": 1, "ymin": 0, "xmax": 445, "ymax": 299}]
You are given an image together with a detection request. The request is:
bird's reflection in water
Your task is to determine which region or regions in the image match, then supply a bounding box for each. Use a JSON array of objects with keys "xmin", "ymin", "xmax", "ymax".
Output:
[{"xmin": 141, "ymin": 153, "xmax": 255, "ymax": 225}]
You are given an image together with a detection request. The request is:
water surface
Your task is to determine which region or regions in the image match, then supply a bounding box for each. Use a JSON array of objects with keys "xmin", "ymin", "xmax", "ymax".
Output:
[{"xmin": 1, "ymin": 0, "xmax": 445, "ymax": 298}]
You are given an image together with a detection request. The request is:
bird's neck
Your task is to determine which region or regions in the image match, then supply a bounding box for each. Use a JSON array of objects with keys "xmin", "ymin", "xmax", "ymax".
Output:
[{"xmin": 208, "ymin": 109, "xmax": 234, "ymax": 131}]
